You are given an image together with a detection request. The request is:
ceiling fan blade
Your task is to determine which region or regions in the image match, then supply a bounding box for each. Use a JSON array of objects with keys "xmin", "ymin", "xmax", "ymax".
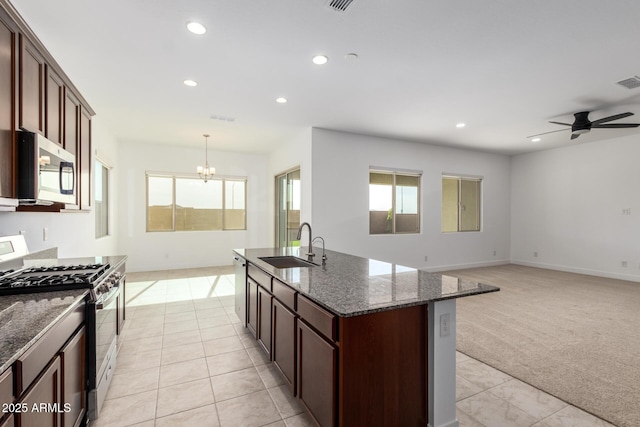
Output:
[
  {"xmin": 549, "ymin": 121, "xmax": 572, "ymax": 126},
  {"xmin": 525, "ymin": 128, "xmax": 570, "ymax": 139},
  {"xmin": 570, "ymin": 133, "xmax": 581, "ymax": 140},
  {"xmin": 590, "ymin": 112, "xmax": 634, "ymax": 125},
  {"xmin": 591, "ymin": 123, "xmax": 640, "ymax": 128}
]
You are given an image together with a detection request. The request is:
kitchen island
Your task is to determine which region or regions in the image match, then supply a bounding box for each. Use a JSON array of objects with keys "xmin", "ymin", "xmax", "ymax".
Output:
[{"xmin": 234, "ymin": 247, "xmax": 499, "ymax": 427}]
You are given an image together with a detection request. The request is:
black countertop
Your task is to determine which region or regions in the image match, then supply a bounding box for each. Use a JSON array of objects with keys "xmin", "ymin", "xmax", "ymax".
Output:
[
  {"xmin": 0, "ymin": 255, "xmax": 127, "ymax": 374},
  {"xmin": 234, "ymin": 247, "xmax": 499, "ymax": 317}
]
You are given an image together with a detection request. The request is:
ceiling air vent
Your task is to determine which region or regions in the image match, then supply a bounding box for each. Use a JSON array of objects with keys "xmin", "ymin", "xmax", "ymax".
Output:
[
  {"xmin": 616, "ymin": 76, "xmax": 640, "ymax": 89},
  {"xmin": 327, "ymin": 0, "xmax": 357, "ymax": 13}
]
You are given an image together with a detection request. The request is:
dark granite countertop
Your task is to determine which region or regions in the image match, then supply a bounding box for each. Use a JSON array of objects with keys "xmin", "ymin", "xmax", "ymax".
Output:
[
  {"xmin": 0, "ymin": 255, "xmax": 128, "ymax": 374},
  {"xmin": 0, "ymin": 290, "xmax": 88, "ymax": 373},
  {"xmin": 234, "ymin": 247, "xmax": 499, "ymax": 317}
]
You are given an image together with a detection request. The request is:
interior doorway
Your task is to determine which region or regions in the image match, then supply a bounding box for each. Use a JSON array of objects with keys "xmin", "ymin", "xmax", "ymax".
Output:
[{"xmin": 275, "ymin": 168, "xmax": 301, "ymax": 248}]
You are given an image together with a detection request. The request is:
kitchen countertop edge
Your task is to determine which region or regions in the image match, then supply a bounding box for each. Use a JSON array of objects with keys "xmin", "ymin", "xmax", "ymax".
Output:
[{"xmin": 234, "ymin": 248, "xmax": 499, "ymax": 317}]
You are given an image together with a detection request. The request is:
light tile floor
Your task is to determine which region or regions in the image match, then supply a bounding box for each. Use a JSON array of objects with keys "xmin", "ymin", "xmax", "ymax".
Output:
[{"xmin": 93, "ymin": 266, "xmax": 615, "ymax": 427}]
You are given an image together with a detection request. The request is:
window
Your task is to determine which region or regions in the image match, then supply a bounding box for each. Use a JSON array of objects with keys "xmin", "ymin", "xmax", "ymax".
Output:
[
  {"xmin": 369, "ymin": 170, "xmax": 420, "ymax": 234},
  {"xmin": 442, "ymin": 175, "xmax": 481, "ymax": 232},
  {"xmin": 95, "ymin": 160, "xmax": 109, "ymax": 238},
  {"xmin": 146, "ymin": 173, "xmax": 247, "ymax": 232}
]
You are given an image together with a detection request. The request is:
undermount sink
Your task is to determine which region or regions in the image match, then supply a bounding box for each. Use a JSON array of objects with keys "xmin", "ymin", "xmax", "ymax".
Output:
[{"xmin": 258, "ymin": 256, "xmax": 319, "ymax": 269}]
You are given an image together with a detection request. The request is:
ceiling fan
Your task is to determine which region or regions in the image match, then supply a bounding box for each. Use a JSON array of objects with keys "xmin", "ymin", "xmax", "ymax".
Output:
[{"xmin": 528, "ymin": 111, "xmax": 640, "ymax": 140}]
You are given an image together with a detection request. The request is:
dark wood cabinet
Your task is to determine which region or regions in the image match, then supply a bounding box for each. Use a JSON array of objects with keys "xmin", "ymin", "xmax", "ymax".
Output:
[
  {"xmin": 78, "ymin": 107, "xmax": 91, "ymax": 209},
  {"xmin": 0, "ymin": 3, "xmax": 95, "ymax": 207},
  {"xmin": 272, "ymin": 298, "xmax": 296, "ymax": 393},
  {"xmin": 45, "ymin": 66, "xmax": 63, "ymax": 145},
  {"xmin": 0, "ymin": 414, "xmax": 13, "ymax": 427},
  {"xmin": 63, "ymin": 89, "xmax": 78, "ymax": 156},
  {"xmin": 241, "ymin": 260, "xmax": 430, "ymax": 427},
  {"xmin": 247, "ymin": 279, "xmax": 258, "ymax": 337},
  {"xmin": 0, "ymin": 9, "xmax": 16, "ymax": 198},
  {"xmin": 60, "ymin": 326, "xmax": 85, "ymax": 427},
  {"xmin": 257, "ymin": 285, "xmax": 272, "ymax": 357},
  {"xmin": 18, "ymin": 35, "xmax": 44, "ymax": 134},
  {"xmin": 18, "ymin": 356, "xmax": 62, "ymax": 427},
  {"xmin": 297, "ymin": 320, "xmax": 336, "ymax": 427}
]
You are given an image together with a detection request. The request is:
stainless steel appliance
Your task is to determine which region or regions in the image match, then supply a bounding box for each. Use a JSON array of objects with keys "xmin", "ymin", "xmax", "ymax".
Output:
[
  {"xmin": 233, "ymin": 255, "xmax": 247, "ymax": 326},
  {"xmin": 0, "ymin": 260, "xmax": 125, "ymax": 423},
  {"xmin": 15, "ymin": 131, "xmax": 76, "ymax": 205}
]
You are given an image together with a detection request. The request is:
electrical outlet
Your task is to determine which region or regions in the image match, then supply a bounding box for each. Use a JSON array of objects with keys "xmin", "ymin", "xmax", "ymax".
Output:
[
  {"xmin": 43, "ymin": 227, "xmax": 48, "ymax": 241},
  {"xmin": 424, "ymin": 255, "xmax": 428, "ymax": 262},
  {"xmin": 621, "ymin": 260, "xmax": 628, "ymax": 268},
  {"xmin": 440, "ymin": 313, "xmax": 450, "ymax": 337},
  {"xmin": 534, "ymin": 251, "xmax": 538, "ymax": 258},
  {"xmin": 19, "ymin": 230, "xmax": 26, "ymax": 235},
  {"xmin": 493, "ymin": 250, "xmax": 497, "ymax": 256},
  {"xmin": 622, "ymin": 208, "xmax": 632, "ymax": 215}
]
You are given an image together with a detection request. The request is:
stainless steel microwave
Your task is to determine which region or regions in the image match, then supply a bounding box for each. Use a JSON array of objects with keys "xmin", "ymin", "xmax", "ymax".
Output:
[{"xmin": 15, "ymin": 131, "xmax": 76, "ymax": 205}]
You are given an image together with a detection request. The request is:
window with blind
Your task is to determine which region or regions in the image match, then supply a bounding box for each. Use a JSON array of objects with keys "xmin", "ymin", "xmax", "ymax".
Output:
[
  {"xmin": 146, "ymin": 173, "xmax": 247, "ymax": 232},
  {"xmin": 369, "ymin": 170, "xmax": 421, "ymax": 234},
  {"xmin": 442, "ymin": 175, "xmax": 481, "ymax": 232}
]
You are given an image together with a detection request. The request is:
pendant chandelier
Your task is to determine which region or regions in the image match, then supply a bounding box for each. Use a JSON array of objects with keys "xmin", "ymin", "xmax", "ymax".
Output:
[{"xmin": 196, "ymin": 134, "xmax": 215, "ymax": 182}]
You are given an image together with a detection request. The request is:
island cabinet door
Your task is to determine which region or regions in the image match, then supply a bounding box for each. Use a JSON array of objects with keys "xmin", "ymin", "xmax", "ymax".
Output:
[
  {"xmin": 272, "ymin": 298, "xmax": 296, "ymax": 394},
  {"xmin": 18, "ymin": 356, "xmax": 62, "ymax": 427},
  {"xmin": 297, "ymin": 320, "xmax": 337, "ymax": 427},
  {"xmin": 257, "ymin": 285, "xmax": 272, "ymax": 358},
  {"xmin": 247, "ymin": 278, "xmax": 258, "ymax": 337},
  {"xmin": 61, "ymin": 326, "xmax": 86, "ymax": 427}
]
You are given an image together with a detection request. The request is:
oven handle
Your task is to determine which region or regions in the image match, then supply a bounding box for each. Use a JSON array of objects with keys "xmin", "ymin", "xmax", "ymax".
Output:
[{"xmin": 95, "ymin": 286, "xmax": 120, "ymax": 310}]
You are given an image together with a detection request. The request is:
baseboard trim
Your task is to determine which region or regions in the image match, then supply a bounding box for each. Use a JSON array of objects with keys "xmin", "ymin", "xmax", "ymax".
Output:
[
  {"xmin": 511, "ymin": 260, "xmax": 640, "ymax": 283},
  {"xmin": 424, "ymin": 260, "xmax": 510, "ymax": 273}
]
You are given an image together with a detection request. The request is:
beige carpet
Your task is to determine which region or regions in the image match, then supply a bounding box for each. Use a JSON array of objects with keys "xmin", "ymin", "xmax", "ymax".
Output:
[{"xmin": 448, "ymin": 264, "xmax": 640, "ymax": 427}]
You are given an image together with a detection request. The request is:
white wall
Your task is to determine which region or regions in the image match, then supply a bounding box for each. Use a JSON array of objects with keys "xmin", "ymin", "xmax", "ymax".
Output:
[
  {"xmin": 0, "ymin": 116, "xmax": 119, "ymax": 258},
  {"xmin": 511, "ymin": 134, "xmax": 640, "ymax": 281},
  {"xmin": 310, "ymin": 128, "xmax": 511, "ymax": 270},
  {"xmin": 117, "ymin": 141, "xmax": 271, "ymax": 272}
]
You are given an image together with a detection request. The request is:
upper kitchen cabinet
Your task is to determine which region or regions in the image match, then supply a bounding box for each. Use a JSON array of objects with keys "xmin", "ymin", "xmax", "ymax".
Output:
[
  {"xmin": 0, "ymin": 0, "xmax": 95, "ymax": 209},
  {"xmin": 45, "ymin": 65, "xmax": 63, "ymax": 145},
  {"xmin": 18, "ymin": 34, "xmax": 44, "ymax": 134},
  {"xmin": 64, "ymin": 88, "xmax": 79, "ymax": 156},
  {"xmin": 0, "ymin": 8, "xmax": 16, "ymax": 198}
]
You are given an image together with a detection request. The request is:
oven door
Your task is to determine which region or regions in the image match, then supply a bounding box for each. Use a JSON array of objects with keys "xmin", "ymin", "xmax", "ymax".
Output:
[{"xmin": 89, "ymin": 285, "xmax": 119, "ymax": 421}]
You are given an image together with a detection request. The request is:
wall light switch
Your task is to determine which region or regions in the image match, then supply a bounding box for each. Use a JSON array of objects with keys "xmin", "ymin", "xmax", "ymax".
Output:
[{"xmin": 43, "ymin": 227, "xmax": 48, "ymax": 241}]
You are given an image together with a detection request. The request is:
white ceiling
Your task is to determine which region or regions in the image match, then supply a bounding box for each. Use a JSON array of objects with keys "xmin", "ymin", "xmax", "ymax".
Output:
[{"xmin": 10, "ymin": 0, "xmax": 640, "ymax": 155}]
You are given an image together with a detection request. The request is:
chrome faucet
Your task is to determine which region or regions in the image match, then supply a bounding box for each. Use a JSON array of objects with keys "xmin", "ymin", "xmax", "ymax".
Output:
[
  {"xmin": 296, "ymin": 222, "xmax": 315, "ymax": 258},
  {"xmin": 312, "ymin": 236, "xmax": 327, "ymax": 265}
]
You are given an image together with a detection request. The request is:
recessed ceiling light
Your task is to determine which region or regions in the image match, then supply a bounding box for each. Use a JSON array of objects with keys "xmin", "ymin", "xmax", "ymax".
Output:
[
  {"xmin": 276, "ymin": 97, "xmax": 288, "ymax": 104},
  {"xmin": 183, "ymin": 79, "xmax": 198, "ymax": 87},
  {"xmin": 531, "ymin": 138, "xmax": 541, "ymax": 142},
  {"xmin": 312, "ymin": 55, "xmax": 329, "ymax": 65},
  {"xmin": 456, "ymin": 123, "xmax": 466, "ymax": 128},
  {"xmin": 186, "ymin": 21, "xmax": 206, "ymax": 35}
]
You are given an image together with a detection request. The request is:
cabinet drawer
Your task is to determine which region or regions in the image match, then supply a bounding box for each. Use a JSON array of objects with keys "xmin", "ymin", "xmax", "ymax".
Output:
[
  {"xmin": 15, "ymin": 302, "xmax": 84, "ymax": 394},
  {"xmin": 272, "ymin": 279, "xmax": 296, "ymax": 310},
  {"xmin": 297, "ymin": 295, "xmax": 336, "ymax": 342},
  {"xmin": 0, "ymin": 367, "xmax": 13, "ymax": 404},
  {"xmin": 248, "ymin": 263, "xmax": 271, "ymax": 291}
]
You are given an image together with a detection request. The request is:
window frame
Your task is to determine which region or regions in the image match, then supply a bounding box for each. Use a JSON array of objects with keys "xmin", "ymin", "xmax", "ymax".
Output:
[
  {"xmin": 145, "ymin": 172, "xmax": 247, "ymax": 232},
  {"xmin": 369, "ymin": 169, "xmax": 422, "ymax": 235},
  {"xmin": 441, "ymin": 174, "xmax": 482, "ymax": 233}
]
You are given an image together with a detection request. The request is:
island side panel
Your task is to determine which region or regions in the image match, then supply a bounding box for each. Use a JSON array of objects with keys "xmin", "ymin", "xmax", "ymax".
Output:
[{"xmin": 338, "ymin": 305, "xmax": 428, "ymax": 426}]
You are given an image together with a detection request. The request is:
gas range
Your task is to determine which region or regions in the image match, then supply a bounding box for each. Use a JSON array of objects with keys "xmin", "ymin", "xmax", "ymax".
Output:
[{"xmin": 0, "ymin": 263, "xmax": 111, "ymax": 296}]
